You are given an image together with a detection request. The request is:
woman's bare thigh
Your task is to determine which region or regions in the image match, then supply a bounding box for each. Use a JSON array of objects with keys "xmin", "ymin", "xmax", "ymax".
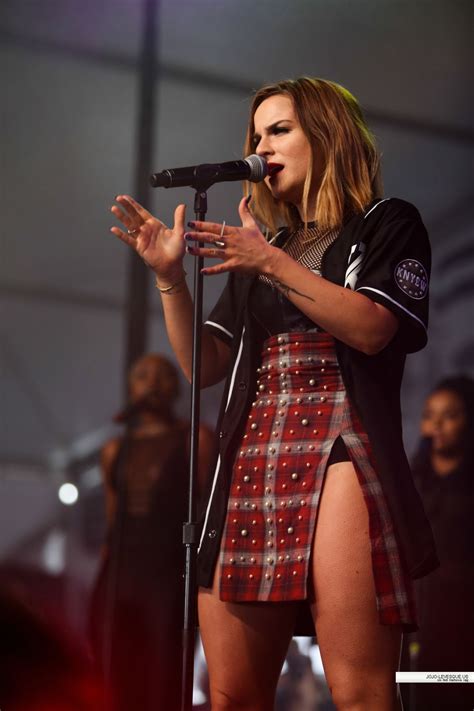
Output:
[
  {"xmin": 310, "ymin": 460, "xmax": 402, "ymax": 710},
  {"xmin": 198, "ymin": 563, "xmax": 298, "ymax": 710}
]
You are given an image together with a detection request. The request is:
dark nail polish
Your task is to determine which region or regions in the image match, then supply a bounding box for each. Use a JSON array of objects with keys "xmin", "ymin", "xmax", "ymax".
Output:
[
  {"xmin": 186, "ymin": 245, "xmax": 195, "ymax": 254},
  {"xmin": 246, "ymin": 194, "xmax": 252, "ymax": 205},
  {"xmin": 187, "ymin": 221, "xmax": 196, "ymax": 228},
  {"xmin": 184, "ymin": 233, "xmax": 192, "ymax": 241}
]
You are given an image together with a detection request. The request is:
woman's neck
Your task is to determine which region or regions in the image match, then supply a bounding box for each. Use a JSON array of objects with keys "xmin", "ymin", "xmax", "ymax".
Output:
[
  {"xmin": 133, "ymin": 410, "xmax": 175, "ymax": 435},
  {"xmin": 431, "ymin": 451, "xmax": 463, "ymax": 477}
]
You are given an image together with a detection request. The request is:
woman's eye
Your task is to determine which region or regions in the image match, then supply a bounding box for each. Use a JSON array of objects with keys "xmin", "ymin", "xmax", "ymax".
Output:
[{"xmin": 273, "ymin": 127, "xmax": 289, "ymax": 135}]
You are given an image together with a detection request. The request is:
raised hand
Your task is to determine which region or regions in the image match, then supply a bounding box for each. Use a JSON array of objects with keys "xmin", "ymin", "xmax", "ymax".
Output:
[
  {"xmin": 110, "ymin": 195, "xmax": 186, "ymax": 280},
  {"xmin": 184, "ymin": 197, "xmax": 275, "ymax": 276}
]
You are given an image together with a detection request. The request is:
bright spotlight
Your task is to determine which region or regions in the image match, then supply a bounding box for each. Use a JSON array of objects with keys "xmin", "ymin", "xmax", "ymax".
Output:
[{"xmin": 58, "ymin": 482, "xmax": 79, "ymax": 505}]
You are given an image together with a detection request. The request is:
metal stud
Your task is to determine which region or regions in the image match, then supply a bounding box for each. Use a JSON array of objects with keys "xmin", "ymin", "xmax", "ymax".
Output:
[
  {"xmin": 292, "ymin": 473, "xmax": 298, "ymax": 480},
  {"xmin": 249, "ymin": 574, "xmax": 254, "ymax": 579},
  {"xmin": 318, "ymin": 411, "xmax": 323, "ymax": 416},
  {"xmin": 267, "ymin": 557, "xmax": 274, "ymax": 565},
  {"xmin": 265, "ymin": 573, "xmax": 272, "ymax": 580},
  {"xmin": 309, "ymin": 378, "xmax": 316, "ymax": 386},
  {"xmin": 287, "ymin": 527, "xmax": 294, "ymax": 534},
  {"xmin": 258, "ymin": 384, "xmax": 265, "ymax": 391},
  {"xmin": 301, "ymin": 418, "xmax": 309, "ymax": 426},
  {"xmin": 241, "ymin": 529, "xmax": 248, "ymax": 537},
  {"xmin": 243, "ymin": 475, "xmax": 250, "ymax": 482},
  {"xmin": 250, "ymin": 557, "xmax": 256, "ymax": 563},
  {"xmin": 229, "ymin": 557, "xmax": 235, "ymax": 564}
]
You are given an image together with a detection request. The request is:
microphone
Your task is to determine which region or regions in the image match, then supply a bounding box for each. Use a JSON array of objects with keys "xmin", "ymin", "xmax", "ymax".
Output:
[{"xmin": 150, "ymin": 154, "xmax": 267, "ymax": 189}]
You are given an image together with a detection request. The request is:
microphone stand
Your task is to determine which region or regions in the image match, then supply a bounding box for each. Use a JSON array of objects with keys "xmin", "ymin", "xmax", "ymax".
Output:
[{"xmin": 181, "ymin": 186, "xmax": 208, "ymax": 711}]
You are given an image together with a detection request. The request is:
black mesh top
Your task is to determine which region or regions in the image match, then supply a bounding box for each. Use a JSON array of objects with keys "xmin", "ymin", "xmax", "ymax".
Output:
[{"xmin": 250, "ymin": 223, "xmax": 339, "ymax": 338}]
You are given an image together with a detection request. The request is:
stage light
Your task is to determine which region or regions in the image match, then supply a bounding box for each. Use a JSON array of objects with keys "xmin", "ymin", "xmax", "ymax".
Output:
[{"xmin": 58, "ymin": 482, "xmax": 79, "ymax": 505}]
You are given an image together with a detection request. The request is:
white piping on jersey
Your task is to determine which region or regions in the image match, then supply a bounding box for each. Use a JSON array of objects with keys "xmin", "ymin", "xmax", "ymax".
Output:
[
  {"xmin": 364, "ymin": 197, "xmax": 391, "ymax": 220},
  {"xmin": 198, "ymin": 326, "xmax": 246, "ymax": 553},
  {"xmin": 205, "ymin": 320, "xmax": 233, "ymax": 340},
  {"xmin": 356, "ymin": 286, "xmax": 427, "ymax": 332}
]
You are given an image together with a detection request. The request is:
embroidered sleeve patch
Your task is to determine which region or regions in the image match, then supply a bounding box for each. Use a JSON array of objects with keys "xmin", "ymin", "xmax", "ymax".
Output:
[{"xmin": 394, "ymin": 259, "xmax": 428, "ymax": 299}]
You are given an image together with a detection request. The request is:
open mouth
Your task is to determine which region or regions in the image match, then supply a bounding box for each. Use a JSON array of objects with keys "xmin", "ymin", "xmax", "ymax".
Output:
[{"xmin": 267, "ymin": 163, "xmax": 284, "ymax": 177}]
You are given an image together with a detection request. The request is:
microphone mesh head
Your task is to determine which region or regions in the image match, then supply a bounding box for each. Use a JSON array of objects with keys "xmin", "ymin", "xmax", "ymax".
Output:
[{"xmin": 244, "ymin": 154, "xmax": 268, "ymax": 182}]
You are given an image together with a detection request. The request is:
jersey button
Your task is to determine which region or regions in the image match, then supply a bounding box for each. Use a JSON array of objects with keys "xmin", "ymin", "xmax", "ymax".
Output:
[
  {"xmin": 238, "ymin": 381, "xmax": 247, "ymax": 390},
  {"xmin": 208, "ymin": 529, "xmax": 217, "ymax": 538},
  {"xmin": 219, "ymin": 430, "xmax": 227, "ymax": 439}
]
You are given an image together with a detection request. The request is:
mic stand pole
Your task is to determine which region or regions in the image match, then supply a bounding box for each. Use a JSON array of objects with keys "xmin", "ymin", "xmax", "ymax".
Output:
[{"xmin": 181, "ymin": 186, "xmax": 208, "ymax": 711}]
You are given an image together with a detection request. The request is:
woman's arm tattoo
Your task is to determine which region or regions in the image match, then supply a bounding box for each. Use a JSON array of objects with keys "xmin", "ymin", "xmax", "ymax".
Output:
[{"xmin": 272, "ymin": 279, "xmax": 315, "ymax": 302}]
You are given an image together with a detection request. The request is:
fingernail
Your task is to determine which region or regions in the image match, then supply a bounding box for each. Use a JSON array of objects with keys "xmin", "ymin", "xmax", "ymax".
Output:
[
  {"xmin": 187, "ymin": 221, "xmax": 196, "ymax": 228},
  {"xmin": 186, "ymin": 245, "xmax": 195, "ymax": 254},
  {"xmin": 201, "ymin": 268, "xmax": 209, "ymax": 275},
  {"xmin": 246, "ymin": 194, "xmax": 252, "ymax": 205},
  {"xmin": 115, "ymin": 195, "xmax": 121, "ymax": 200},
  {"xmin": 184, "ymin": 232, "xmax": 193, "ymax": 241}
]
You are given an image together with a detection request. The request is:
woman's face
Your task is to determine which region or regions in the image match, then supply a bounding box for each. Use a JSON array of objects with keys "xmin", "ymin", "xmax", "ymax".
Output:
[
  {"xmin": 128, "ymin": 355, "xmax": 175, "ymax": 406},
  {"xmin": 420, "ymin": 389, "xmax": 467, "ymax": 456},
  {"xmin": 252, "ymin": 94, "xmax": 323, "ymax": 213}
]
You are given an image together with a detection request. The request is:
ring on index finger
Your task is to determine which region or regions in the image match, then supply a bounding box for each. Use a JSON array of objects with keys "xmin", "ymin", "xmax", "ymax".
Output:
[
  {"xmin": 127, "ymin": 227, "xmax": 140, "ymax": 236},
  {"xmin": 215, "ymin": 220, "xmax": 226, "ymax": 248}
]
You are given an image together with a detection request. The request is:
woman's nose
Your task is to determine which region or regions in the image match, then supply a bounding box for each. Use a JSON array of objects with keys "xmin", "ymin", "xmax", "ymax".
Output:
[{"xmin": 256, "ymin": 136, "xmax": 273, "ymax": 157}]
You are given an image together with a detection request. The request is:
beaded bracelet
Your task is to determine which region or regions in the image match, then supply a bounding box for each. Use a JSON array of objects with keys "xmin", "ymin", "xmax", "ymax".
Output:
[{"xmin": 155, "ymin": 270, "xmax": 187, "ymax": 294}]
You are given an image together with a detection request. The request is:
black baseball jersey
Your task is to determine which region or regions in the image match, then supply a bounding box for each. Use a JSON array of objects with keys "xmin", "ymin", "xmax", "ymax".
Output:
[{"xmin": 197, "ymin": 198, "xmax": 438, "ymax": 588}]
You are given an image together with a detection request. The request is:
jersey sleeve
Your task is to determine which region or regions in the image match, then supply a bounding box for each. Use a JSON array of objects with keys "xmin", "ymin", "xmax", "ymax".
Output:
[
  {"xmin": 203, "ymin": 274, "xmax": 237, "ymax": 346},
  {"xmin": 354, "ymin": 203, "xmax": 431, "ymax": 353}
]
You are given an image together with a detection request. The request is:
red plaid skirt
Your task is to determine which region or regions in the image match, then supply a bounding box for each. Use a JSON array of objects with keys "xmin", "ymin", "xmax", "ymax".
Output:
[{"xmin": 219, "ymin": 331, "xmax": 417, "ymax": 630}]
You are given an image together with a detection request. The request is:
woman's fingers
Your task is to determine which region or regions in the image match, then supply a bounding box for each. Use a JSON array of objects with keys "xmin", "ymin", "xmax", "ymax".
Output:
[
  {"xmin": 186, "ymin": 245, "xmax": 227, "ymax": 259},
  {"xmin": 110, "ymin": 225, "xmax": 137, "ymax": 248},
  {"xmin": 116, "ymin": 194, "xmax": 152, "ymax": 222},
  {"xmin": 187, "ymin": 219, "xmax": 228, "ymax": 235},
  {"xmin": 238, "ymin": 195, "xmax": 257, "ymax": 229},
  {"xmin": 174, "ymin": 203, "xmax": 186, "ymax": 233},
  {"xmin": 184, "ymin": 230, "xmax": 224, "ymax": 245}
]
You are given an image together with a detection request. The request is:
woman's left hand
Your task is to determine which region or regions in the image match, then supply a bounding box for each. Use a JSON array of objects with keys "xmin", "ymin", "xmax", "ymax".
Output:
[{"xmin": 184, "ymin": 196, "xmax": 275, "ymax": 276}]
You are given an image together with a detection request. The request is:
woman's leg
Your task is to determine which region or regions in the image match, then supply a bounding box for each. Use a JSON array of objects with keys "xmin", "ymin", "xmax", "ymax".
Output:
[
  {"xmin": 198, "ymin": 563, "xmax": 298, "ymax": 711},
  {"xmin": 310, "ymin": 461, "xmax": 403, "ymax": 711}
]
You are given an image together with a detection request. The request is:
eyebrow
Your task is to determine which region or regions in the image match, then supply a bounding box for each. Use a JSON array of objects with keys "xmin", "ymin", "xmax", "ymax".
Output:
[{"xmin": 252, "ymin": 119, "xmax": 294, "ymax": 142}]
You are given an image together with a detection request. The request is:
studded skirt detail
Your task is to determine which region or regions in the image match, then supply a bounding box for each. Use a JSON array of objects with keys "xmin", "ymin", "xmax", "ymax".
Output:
[{"xmin": 218, "ymin": 331, "xmax": 417, "ymax": 630}]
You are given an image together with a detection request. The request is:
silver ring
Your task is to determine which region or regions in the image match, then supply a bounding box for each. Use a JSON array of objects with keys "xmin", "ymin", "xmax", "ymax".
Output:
[
  {"xmin": 215, "ymin": 220, "xmax": 226, "ymax": 248},
  {"xmin": 127, "ymin": 228, "xmax": 139, "ymax": 236}
]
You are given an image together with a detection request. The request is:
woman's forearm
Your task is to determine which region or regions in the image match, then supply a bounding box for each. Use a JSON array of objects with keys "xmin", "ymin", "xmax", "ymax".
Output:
[
  {"xmin": 158, "ymin": 277, "xmax": 230, "ymax": 386},
  {"xmin": 264, "ymin": 248, "xmax": 398, "ymax": 355}
]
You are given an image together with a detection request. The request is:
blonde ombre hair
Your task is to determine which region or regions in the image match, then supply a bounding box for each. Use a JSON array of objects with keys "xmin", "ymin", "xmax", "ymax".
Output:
[{"xmin": 243, "ymin": 77, "xmax": 382, "ymax": 233}]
